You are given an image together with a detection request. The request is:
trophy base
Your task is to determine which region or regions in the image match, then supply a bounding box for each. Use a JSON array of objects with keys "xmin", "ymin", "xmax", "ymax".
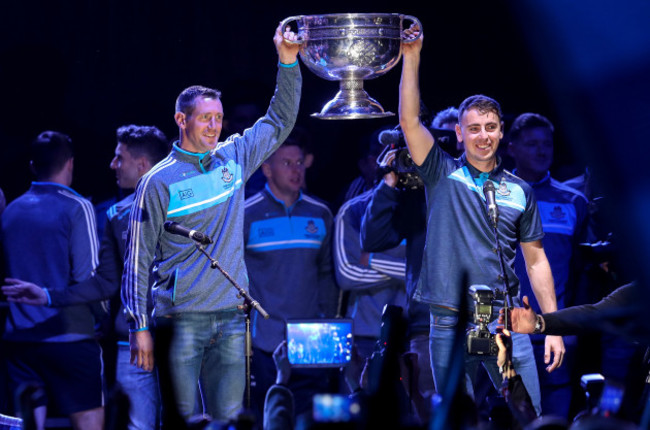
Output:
[{"xmin": 311, "ymin": 86, "xmax": 395, "ymax": 120}]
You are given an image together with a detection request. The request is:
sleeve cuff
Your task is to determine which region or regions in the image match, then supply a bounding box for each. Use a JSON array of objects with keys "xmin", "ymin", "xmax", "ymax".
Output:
[
  {"xmin": 127, "ymin": 317, "xmax": 149, "ymax": 333},
  {"xmin": 279, "ymin": 60, "xmax": 299, "ymax": 68}
]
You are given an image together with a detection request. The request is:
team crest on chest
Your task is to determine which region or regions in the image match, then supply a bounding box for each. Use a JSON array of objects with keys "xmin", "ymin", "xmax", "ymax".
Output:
[
  {"xmin": 305, "ymin": 220, "xmax": 319, "ymax": 234},
  {"xmin": 221, "ymin": 167, "xmax": 234, "ymax": 183},
  {"xmin": 550, "ymin": 206, "xmax": 566, "ymax": 220},
  {"xmin": 497, "ymin": 177, "xmax": 511, "ymax": 196}
]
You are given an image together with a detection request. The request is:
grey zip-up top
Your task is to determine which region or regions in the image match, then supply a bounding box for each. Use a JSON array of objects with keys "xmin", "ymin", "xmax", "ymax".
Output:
[{"xmin": 122, "ymin": 64, "xmax": 301, "ymax": 331}]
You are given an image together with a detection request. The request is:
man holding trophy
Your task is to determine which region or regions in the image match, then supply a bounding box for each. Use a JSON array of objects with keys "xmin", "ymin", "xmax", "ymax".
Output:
[
  {"xmin": 396, "ymin": 24, "xmax": 565, "ymax": 415},
  {"xmin": 121, "ymin": 23, "xmax": 301, "ymax": 422}
]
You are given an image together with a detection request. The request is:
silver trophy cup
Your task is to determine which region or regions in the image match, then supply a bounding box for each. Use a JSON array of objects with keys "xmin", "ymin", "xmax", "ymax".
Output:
[{"xmin": 280, "ymin": 13, "xmax": 422, "ymax": 120}]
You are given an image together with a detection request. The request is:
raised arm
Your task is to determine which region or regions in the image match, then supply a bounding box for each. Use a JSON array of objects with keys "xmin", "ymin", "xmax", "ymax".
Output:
[
  {"xmin": 237, "ymin": 23, "xmax": 302, "ymax": 177},
  {"xmin": 274, "ymin": 22, "xmax": 300, "ymax": 65},
  {"xmin": 398, "ymin": 24, "xmax": 434, "ymax": 166}
]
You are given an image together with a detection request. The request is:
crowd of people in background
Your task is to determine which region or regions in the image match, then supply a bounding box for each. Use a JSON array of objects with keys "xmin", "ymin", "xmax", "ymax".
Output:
[{"xmin": 0, "ymin": 22, "xmax": 646, "ymax": 430}]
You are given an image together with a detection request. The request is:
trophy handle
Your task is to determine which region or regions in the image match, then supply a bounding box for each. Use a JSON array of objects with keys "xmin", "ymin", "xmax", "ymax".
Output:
[
  {"xmin": 279, "ymin": 16, "xmax": 304, "ymax": 45},
  {"xmin": 400, "ymin": 15, "xmax": 423, "ymax": 43}
]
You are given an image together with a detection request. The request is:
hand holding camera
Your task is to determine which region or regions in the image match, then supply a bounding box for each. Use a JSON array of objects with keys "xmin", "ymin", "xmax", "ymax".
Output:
[
  {"xmin": 495, "ymin": 329, "xmax": 515, "ymax": 378},
  {"xmin": 377, "ymin": 148, "xmax": 399, "ymax": 188},
  {"xmin": 376, "ymin": 127, "xmax": 424, "ymax": 190}
]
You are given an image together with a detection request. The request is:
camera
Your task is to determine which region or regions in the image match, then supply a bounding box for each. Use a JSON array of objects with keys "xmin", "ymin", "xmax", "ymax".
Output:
[
  {"xmin": 376, "ymin": 128, "xmax": 424, "ymax": 190},
  {"xmin": 466, "ymin": 285, "xmax": 499, "ymax": 356},
  {"xmin": 377, "ymin": 125, "xmax": 459, "ymax": 190}
]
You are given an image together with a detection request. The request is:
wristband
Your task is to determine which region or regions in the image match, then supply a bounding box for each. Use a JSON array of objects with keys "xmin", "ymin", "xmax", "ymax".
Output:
[
  {"xmin": 279, "ymin": 60, "xmax": 299, "ymax": 68},
  {"xmin": 129, "ymin": 327, "xmax": 149, "ymax": 333}
]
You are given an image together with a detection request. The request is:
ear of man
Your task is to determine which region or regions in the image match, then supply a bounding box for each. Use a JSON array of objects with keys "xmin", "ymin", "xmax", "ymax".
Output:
[
  {"xmin": 137, "ymin": 157, "xmax": 152, "ymax": 177},
  {"xmin": 174, "ymin": 112, "xmax": 186, "ymax": 128},
  {"xmin": 261, "ymin": 162, "xmax": 272, "ymax": 179}
]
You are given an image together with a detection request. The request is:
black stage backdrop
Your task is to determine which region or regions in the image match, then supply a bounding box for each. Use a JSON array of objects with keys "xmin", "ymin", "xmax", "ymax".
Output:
[
  {"xmin": 0, "ymin": 1, "xmax": 564, "ymax": 205},
  {"xmin": 1, "ymin": 0, "xmax": 650, "ymax": 313}
]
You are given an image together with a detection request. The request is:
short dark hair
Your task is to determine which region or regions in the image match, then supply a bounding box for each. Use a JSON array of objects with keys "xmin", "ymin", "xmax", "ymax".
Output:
[
  {"xmin": 280, "ymin": 126, "xmax": 310, "ymax": 153},
  {"xmin": 30, "ymin": 131, "xmax": 74, "ymax": 179},
  {"xmin": 508, "ymin": 113, "xmax": 554, "ymax": 142},
  {"xmin": 175, "ymin": 85, "xmax": 221, "ymax": 116},
  {"xmin": 267, "ymin": 136, "xmax": 306, "ymax": 161},
  {"xmin": 264, "ymin": 131, "xmax": 308, "ymax": 166},
  {"xmin": 458, "ymin": 95, "xmax": 503, "ymax": 123},
  {"xmin": 116, "ymin": 125, "xmax": 171, "ymax": 165},
  {"xmin": 432, "ymin": 106, "xmax": 459, "ymax": 128}
]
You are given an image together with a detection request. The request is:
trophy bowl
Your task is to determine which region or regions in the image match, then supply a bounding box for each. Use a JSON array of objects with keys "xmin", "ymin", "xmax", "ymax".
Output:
[{"xmin": 280, "ymin": 13, "xmax": 421, "ymax": 120}]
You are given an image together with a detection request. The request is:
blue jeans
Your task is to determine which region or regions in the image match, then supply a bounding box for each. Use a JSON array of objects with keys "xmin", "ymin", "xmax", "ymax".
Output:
[
  {"xmin": 410, "ymin": 332, "xmax": 436, "ymax": 399},
  {"xmin": 429, "ymin": 311, "xmax": 542, "ymax": 416},
  {"xmin": 164, "ymin": 310, "xmax": 245, "ymax": 421},
  {"xmin": 116, "ymin": 343, "xmax": 161, "ymax": 430}
]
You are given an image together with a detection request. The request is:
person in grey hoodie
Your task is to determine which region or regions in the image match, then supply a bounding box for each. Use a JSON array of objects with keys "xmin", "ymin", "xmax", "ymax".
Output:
[{"xmin": 121, "ymin": 23, "xmax": 302, "ymax": 423}]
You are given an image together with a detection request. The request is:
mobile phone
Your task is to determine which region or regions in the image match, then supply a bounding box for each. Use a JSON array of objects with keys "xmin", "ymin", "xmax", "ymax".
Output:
[{"xmin": 285, "ymin": 319, "xmax": 353, "ymax": 367}]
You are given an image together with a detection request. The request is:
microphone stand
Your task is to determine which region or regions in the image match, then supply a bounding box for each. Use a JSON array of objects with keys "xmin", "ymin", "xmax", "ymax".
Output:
[
  {"xmin": 489, "ymin": 216, "xmax": 515, "ymax": 374},
  {"xmin": 193, "ymin": 242, "xmax": 269, "ymax": 411}
]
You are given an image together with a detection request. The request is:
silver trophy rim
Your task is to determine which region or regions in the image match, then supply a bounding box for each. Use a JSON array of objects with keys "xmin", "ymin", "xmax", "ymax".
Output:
[
  {"xmin": 310, "ymin": 111, "xmax": 395, "ymax": 120},
  {"xmin": 280, "ymin": 13, "xmax": 422, "ymax": 120},
  {"xmin": 297, "ymin": 12, "xmax": 403, "ymax": 19}
]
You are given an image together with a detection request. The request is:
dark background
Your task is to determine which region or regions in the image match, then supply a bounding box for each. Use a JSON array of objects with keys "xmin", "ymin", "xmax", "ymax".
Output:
[
  {"xmin": 1, "ymin": 1, "xmax": 649, "ymax": 302},
  {"xmin": 0, "ymin": 1, "xmax": 576, "ymax": 206}
]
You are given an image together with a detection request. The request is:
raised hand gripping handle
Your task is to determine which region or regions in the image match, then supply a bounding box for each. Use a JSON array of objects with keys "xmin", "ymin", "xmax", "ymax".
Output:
[
  {"xmin": 401, "ymin": 14, "xmax": 423, "ymax": 43},
  {"xmin": 279, "ymin": 16, "xmax": 304, "ymax": 45}
]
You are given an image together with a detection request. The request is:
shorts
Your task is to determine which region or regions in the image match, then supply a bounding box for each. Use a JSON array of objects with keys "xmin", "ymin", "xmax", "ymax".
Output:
[{"xmin": 6, "ymin": 340, "xmax": 104, "ymax": 415}]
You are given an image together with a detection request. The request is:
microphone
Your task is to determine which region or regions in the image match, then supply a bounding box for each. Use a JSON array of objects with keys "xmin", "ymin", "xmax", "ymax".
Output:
[
  {"xmin": 164, "ymin": 221, "xmax": 213, "ymax": 245},
  {"xmin": 483, "ymin": 180, "xmax": 498, "ymax": 227}
]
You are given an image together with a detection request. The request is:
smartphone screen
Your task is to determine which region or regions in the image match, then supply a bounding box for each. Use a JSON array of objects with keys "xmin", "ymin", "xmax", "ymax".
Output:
[{"xmin": 285, "ymin": 319, "xmax": 353, "ymax": 367}]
